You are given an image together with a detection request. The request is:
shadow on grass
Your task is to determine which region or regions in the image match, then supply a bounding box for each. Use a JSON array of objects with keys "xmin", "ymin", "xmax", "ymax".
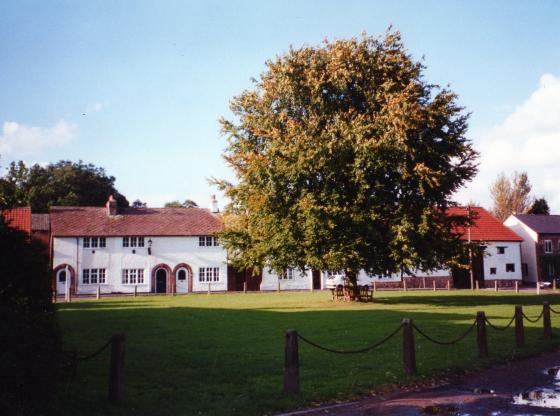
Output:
[
  {"xmin": 372, "ymin": 293, "xmax": 560, "ymax": 308},
  {"xmin": 53, "ymin": 297, "xmax": 560, "ymax": 416}
]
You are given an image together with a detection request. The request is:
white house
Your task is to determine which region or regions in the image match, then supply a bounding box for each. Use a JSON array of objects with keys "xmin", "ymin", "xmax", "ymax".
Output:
[
  {"xmin": 50, "ymin": 196, "xmax": 228, "ymax": 295},
  {"xmin": 258, "ymin": 207, "xmax": 524, "ymax": 290},
  {"xmin": 504, "ymin": 214, "xmax": 560, "ymax": 284}
]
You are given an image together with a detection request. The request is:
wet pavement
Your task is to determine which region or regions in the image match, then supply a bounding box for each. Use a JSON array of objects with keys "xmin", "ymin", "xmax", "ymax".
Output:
[{"xmin": 279, "ymin": 350, "xmax": 560, "ymax": 416}]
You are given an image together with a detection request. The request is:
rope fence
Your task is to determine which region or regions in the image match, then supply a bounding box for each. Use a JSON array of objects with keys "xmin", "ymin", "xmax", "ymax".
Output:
[
  {"xmin": 283, "ymin": 301, "xmax": 558, "ymax": 395},
  {"xmin": 65, "ymin": 333, "xmax": 126, "ymax": 402},
  {"xmin": 297, "ymin": 324, "xmax": 403, "ymax": 354},
  {"xmin": 412, "ymin": 319, "xmax": 476, "ymax": 345}
]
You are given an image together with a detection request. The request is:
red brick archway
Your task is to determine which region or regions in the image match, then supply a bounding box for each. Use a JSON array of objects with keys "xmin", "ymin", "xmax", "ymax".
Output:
[
  {"xmin": 173, "ymin": 263, "xmax": 194, "ymax": 292},
  {"xmin": 151, "ymin": 263, "xmax": 173, "ymax": 294},
  {"xmin": 52, "ymin": 264, "xmax": 77, "ymax": 295}
]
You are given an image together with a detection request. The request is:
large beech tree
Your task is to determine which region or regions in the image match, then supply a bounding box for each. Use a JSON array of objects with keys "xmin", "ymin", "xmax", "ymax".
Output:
[{"xmin": 216, "ymin": 32, "xmax": 478, "ymax": 298}]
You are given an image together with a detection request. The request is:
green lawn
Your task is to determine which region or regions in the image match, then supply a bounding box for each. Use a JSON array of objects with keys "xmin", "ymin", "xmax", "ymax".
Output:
[{"xmin": 54, "ymin": 290, "xmax": 560, "ymax": 415}]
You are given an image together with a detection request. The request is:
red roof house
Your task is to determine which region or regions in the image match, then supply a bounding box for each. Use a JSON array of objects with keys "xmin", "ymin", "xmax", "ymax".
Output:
[{"xmin": 1, "ymin": 207, "xmax": 32, "ymax": 234}]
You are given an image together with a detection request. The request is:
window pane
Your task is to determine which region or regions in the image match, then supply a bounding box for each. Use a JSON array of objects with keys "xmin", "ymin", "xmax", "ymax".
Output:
[
  {"xmin": 206, "ymin": 236, "xmax": 212, "ymax": 246},
  {"xmin": 83, "ymin": 237, "xmax": 90, "ymax": 248},
  {"xmin": 199, "ymin": 236, "xmax": 205, "ymax": 246},
  {"xmin": 91, "ymin": 269, "xmax": 98, "ymax": 284},
  {"xmin": 82, "ymin": 270, "xmax": 89, "ymax": 284},
  {"xmin": 123, "ymin": 237, "xmax": 129, "ymax": 247},
  {"xmin": 99, "ymin": 238, "xmax": 106, "ymax": 248},
  {"xmin": 130, "ymin": 237, "xmax": 137, "ymax": 247},
  {"xmin": 91, "ymin": 237, "xmax": 98, "ymax": 248},
  {"xmin": 138, "ymin": 269, "xmax": 144, "ymax": 283},
  {"xmin": 99, "ymin": 269, "xmax": 106, "ymax": 283},
  {"xmin": 138, "ymin": 237, "xmax": 144, "ymax": 247}
]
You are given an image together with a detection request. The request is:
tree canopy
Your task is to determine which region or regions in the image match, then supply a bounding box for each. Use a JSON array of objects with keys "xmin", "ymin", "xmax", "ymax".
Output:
[
  {"xmin": 216, "ymin": 31, "xmax": 478, "ymax": 290},
  {"xmin": 0, "ymin": 160, "xmax": 128, "ymax": 212},
  {"xmin": 164, "ymin": 199, "xmax": 199, "ymax": 208},
  {"xmin": 490, "ymin": 171, "xmax": 533, "ymax": 221},
  {"xmin": 527, "ymin": 197, "xmax": 550, "ymax": 215}
]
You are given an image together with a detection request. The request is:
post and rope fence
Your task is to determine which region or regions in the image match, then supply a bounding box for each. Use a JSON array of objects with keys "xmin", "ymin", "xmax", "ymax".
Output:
[
  {"xmin": 69, "ymin": 333, "xmax": 126, "ymax": 402},
  {"xmin": 284, "ymin": 301, "xmax": 560, "ymax": 395}
]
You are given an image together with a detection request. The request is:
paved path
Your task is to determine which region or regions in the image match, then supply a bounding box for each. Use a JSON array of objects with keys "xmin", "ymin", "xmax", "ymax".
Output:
[{"xmin": 279, "ymin": 350, "xmax": 560, "ymax": 416}]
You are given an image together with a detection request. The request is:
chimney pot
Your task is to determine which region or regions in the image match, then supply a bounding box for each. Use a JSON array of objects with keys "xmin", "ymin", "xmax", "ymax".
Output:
[
  {"xmin": 210, "ymin": 195, "xmax": 219, "ymax": 213},
  {"xmin": 106, "ymin": 195, "xmax": 118, "ymax": 216}
]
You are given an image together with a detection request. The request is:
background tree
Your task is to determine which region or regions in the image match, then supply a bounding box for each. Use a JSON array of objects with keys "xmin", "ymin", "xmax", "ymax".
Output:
[
  {"xmin": 216, "ymin": 31, "xmax": 478, "ymax": 298},
  {"xmin": 131, "ymin": 199, "xmax": 148, "ymax": 208},
  {"xmin": 0, "ymin": 160, "xmax": 129, "ymax": 212},
  {"xmin": 490, "ymin": 171, "xmax": 533, "ymax": 221},
  {"xmin": 0, "ymin": 217, "xmax": 61, "ymax": 415},
  {"xmin": 164, "ymin": 199, "xmax": 199, "ymax": 208},
  {"xmin": 527, "ymin": 197, "xmax": 550, "ymax": 215}
]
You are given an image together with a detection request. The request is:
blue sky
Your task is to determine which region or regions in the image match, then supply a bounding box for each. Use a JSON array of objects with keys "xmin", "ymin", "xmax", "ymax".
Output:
[{"xmin": 1, "ymin": 1, "xmax": 559, "ymax": 210}]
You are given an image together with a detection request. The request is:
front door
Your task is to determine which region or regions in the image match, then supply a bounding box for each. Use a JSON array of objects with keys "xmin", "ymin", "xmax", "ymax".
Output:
[
  {"xmin": 56, "ymin": 269, "xmax": 69, "ymax": 294},
  {"xmin": 156, "ymin": 268, "xmax": 167, "ymax": 293}
]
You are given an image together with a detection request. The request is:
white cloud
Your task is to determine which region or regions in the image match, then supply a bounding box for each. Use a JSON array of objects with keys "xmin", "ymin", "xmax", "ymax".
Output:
[
  {"xmin": 456, "ymin": 73, "xmax": 560, "ymax": 212},
  {"xmin": 0, "ymin": 120, "xmax": 78, "ymax": 157}
]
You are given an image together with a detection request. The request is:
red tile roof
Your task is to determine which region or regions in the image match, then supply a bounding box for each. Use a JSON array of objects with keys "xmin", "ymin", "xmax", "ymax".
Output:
[
  {"xmin": 448, "ymin": 207, "xmax": 522, "ymax": 242},
  {"xmin": 50, "ymin": 206, "xmax": 223, "ymax": 237},
  {"xmin": 31, "ymin": 214, "xmax": 50, "ymax": 231},
  {"xmin": 1, "ymin": 207, "xmax": 31, "ymax": 234}
]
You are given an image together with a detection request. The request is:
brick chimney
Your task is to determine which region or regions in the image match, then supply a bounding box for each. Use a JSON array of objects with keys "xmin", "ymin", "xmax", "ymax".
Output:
[
  {"xmin": 210, "ymin": 195, "xmax": 219, "ymax": 213},
  {"xmin": 106, "ymin": 195, "xmax": 117, "ymax": 216}
]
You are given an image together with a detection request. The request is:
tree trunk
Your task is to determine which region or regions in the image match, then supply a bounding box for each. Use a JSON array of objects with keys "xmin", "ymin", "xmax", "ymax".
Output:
[{"xmin": 345, "ymin": 269, "xmax": 360, "ymax": 301}]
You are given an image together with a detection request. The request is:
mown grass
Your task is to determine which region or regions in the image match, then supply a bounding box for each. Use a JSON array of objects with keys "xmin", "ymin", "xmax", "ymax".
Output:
[{"xmin": 54, "ymin": 290, "xmax": 560, "ymax": 415}]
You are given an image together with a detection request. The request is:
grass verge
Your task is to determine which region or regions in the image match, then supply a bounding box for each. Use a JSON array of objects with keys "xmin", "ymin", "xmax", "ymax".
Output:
[{"xmin": 54, "ymin": 290, "xmax": 560, "ymax": 415}]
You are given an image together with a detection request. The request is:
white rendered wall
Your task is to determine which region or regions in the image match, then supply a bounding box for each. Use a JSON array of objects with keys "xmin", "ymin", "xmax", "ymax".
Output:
[
  {"xmin": 260, "ymin": 268, "xmax": 313, "ymax": 291},
  {"xmin": 504, "ymin": 216, "xmax": 539, "ymax": 282},
  {"xmin": 482, "ymin": 241, "xmax": 522, "ymax": 280},
  {"xmin": 53, "ymin": 236, "xmax": 228, "ymax": 294}
]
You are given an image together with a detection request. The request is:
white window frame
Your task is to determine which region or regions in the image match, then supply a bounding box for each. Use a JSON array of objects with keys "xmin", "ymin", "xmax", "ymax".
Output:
[
  {"xmin": 496, "ymin": 246, "xmax": 506, "ymax": 254},
  {"xmin": 122, "ymin": 268, "xmax": 144, "ymax": 285},
  {"xmin": 82, "ymin": 268, "xmax": 106, "ymax": 285},
  {"xmin": 83, "ymin": 237, "xmax": 90, "ymax": 248},
  {"xmin": 122, "ymin": 236, "xmax": 145, "ymax": 248},
  {"xmin": 199, "ymin": 267, "xmax": 220, "ymax": 282},
  {"xmin": 199, "ymin": 236, "xmax": 219, "ymax": 247},
  {"xmin": 544, "ymin": 240, "xmax": 553, "ymax": 254}
]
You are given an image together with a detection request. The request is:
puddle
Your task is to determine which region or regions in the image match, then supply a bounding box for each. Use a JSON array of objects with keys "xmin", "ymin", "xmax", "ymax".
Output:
[{"xmin": 511, "ymin": 366, "xmax": 560, "ymax": 410}]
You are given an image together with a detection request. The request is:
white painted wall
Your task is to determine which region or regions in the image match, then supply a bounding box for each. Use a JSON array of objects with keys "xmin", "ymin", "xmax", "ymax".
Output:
[
  {"xmin": 481, "ymin": 241, "xmax": 522, "ymax": 280},
  {"xmin": 53, "ymin": 236, "xmax": 228, "ymax": 294},
  {"xmin": 504, "ymin": 215, "xmax": 539, "ymax": 282},
  {"xmin": 260, "ymin": 268, "xmax": 313, "ymax": 291}
]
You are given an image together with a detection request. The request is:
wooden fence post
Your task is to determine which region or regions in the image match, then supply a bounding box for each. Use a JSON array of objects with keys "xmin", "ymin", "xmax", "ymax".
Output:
[
  {"xmin": 475, "ymin": 280, "xmax": 479, "ymax": 291},
  {"xmin": 243, "ymin": 281, "xmax": 247, "ymax": 293},
  {"xmin": 402, "ymin": 318, "xmax": 416, "ymax": 375},
  {"xmin": 433, "ymin": 280, "xmax": 436, "ymax": 291},
  {"xmin": 373, "ymin": 280, "xmax": 377, "ymax": 293},
  {"xmin": 537, "ymin": 283, "xmax": 541, "ymax": 295},
  {"xmin": 283, "ymin": 330, "xmax": 299, "ymax": 394},
  {"xmin": 403, "ymin": 279, "xmax": 407, "ymax": 292},
  {"xmin": 109, "ymin": 333, "xmax": 125, "ymax": 402},
  {"xmin": 208, "ymin": 282, "xmax": 211, "ymax": 295},
  {"xmin": 515, "ymin": 280, "xmax": 519, "ymax": 293},
  {"xmin": 134, "ymin": 285, "xmax": 137, "ymax": 297},
  {"xmin": 52, "ymin": 290, "xmax": 57, "ymax": 304},
  {"xmin": 476, "ymin": 311, "xmax": 488, "ymax": 358},
  {"xmin": 554, "ymin": 279, "xmax": 557, "ymax": 291},
  {"xmin": 515, "ymin": 305, "xmax": 524, "ymax": 347},
  {"xmin": 543, "ymin": 301, "xmax": 552, "ymax": 339},
  {"xmin": 422, "ymin": 277, "xmax": 426, "ymax": 289},
  {"xmin": 96, "ymin": 285, "xmax": 101, "ymax": 300},
  {"xmin": 494, "ymin": 280, "xmax": 498, "ymax": 292},
  {"xmin": 447, "ymin": 280, "xmax": 450, "ymax": 291},
  {"xmin": 278, "ymin": 280, "xmax": 281, "ymax": 293}
]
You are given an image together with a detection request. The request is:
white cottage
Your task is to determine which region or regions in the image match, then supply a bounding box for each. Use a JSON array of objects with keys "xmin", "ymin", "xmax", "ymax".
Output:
[
  {"xmin": 50, "ymin": 196, "xmax": 227, "ymax": 295},
  {"xmin": 259, "ymin": 207, "xmax": 524, "ymax": 290}
]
